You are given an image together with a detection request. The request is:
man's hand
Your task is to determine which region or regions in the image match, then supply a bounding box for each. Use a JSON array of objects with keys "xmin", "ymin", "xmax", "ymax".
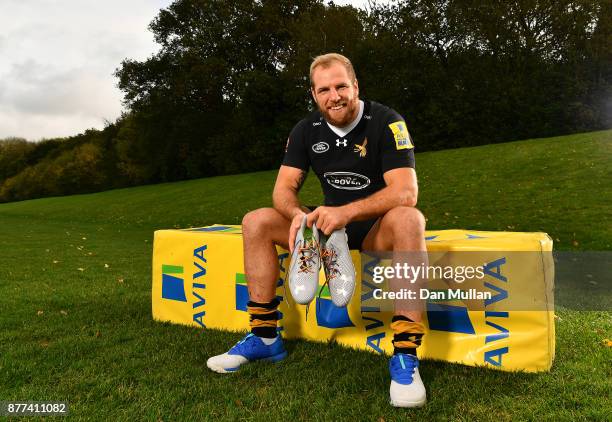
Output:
[
  {"xmin": 288, "ymin": 212, "xmax": 306, "ymax": 254},
  {"xmin": 306, "ymin": 206, "xmax": 351, "ymax": 235}
]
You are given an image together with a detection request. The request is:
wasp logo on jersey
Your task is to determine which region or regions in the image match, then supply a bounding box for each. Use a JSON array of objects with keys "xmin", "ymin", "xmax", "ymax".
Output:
[
  {"xmin": 354, "ymin": 138, "xmax": 367, "ymax": 157},
  {"xmin": 388, "ymin": 121, "xmax": 413, "ymax": 150}
]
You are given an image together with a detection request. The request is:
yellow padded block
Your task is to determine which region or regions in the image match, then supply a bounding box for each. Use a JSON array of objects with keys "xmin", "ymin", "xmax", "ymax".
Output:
[{"xmin": 152, "ymin": 225, "xmax": 554, "ymax": 372}]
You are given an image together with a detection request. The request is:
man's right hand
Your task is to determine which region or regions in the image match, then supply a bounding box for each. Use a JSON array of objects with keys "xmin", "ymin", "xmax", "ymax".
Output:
[{"xmin": 288, "ymin": 212, "xmax": 306, "ymax": 254}]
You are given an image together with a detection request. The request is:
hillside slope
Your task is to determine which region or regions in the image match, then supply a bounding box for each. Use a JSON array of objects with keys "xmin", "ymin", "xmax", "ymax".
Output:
[
  {"xmin": 1, "ymin": 129, "xmax": 610, "ymax": 250},
  {"xmin": 0, "ymin": 130, "xmax": 610, "ymax": 420}
]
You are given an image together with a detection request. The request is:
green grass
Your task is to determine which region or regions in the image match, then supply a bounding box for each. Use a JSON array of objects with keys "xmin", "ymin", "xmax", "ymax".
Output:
[{"xmin": 1, "ymin": 130, "xmax": 611, "ymax": 420}]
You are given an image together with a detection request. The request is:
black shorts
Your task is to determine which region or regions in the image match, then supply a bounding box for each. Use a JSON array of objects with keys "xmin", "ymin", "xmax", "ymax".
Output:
[{"xmin": 305, "ymin": 205, "xmax": 378, "ymax": 251}]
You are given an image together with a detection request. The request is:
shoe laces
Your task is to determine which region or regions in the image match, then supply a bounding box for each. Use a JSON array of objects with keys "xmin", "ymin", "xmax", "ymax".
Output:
[
  {"xmin": 284, "ymin": 238, "xmax": 319, "ymax": 311},
  {"xmin": 297, "ymin": 239, "xmax": 319, "ymax": 273},
  {"xmin": 316, "ymin": 242, "xmax": 338, "ymax": 312},
  {"xmin": 391, "ymin": 354, "xmax": 419, "ymax": 383},
  {"xmin": 320, "ymin": 246, "xmax": 340, "ymax": 281},
  {"xmin": 232, "ymin": 333, "xmax": 257, "ymax": 355},
  {"xmin": 300, "ymin": 238, "xmax": 321, "ymax": 320}
]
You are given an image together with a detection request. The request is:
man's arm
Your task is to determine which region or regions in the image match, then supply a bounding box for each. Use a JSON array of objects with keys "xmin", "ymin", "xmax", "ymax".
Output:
[
  {"xmin": 307, "ymin": 167, "xmax": 418, "ymax": 235},
  {"xmin": 345, "ymin": 167, "xmax": 418, "ymax": 220},
  {"xmin": 272, "ymin": 165, "xmax": 308, "ymax": 220},
  {"xmin": 273, "ymin": 165, "xmax": 310, "ymax": 251}
]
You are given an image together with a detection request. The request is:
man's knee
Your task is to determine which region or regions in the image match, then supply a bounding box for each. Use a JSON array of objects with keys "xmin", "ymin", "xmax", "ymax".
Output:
[
  {"xmin": 382, "ymin": 206, "xmax": 426, "ymax": 236},
  {"xmin": 242, "ymin": 208, "xmax": 281, "ymax": 236}
]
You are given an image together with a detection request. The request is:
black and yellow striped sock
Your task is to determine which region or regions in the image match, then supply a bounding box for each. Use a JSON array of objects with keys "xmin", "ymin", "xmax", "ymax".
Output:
[
  {"xmin": 247, "ymin": 298, "xmax": 280, "ymax": 338},
  {"xmin": 391, "ymin": 315, "xmax": 425, "ymax": 356}
]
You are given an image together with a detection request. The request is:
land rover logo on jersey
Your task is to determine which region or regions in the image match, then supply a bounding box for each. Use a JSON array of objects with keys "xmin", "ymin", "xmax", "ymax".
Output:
[
  {"xmin": 323, "ymin": 172, "xmax": 371, "ymax": 190},
  {"xmin": 312, "ymin": 141, "xmax": 329, "ymax": 153}
]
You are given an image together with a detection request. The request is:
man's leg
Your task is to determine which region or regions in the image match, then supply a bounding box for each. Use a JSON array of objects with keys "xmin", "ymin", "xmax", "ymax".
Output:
[
  {"xmin": 207, "ymin": 208, "xmax": 291, "ymax": 373},
  {"xmin": 361, "ymin": 206, "xmax": 428, "ymax": 407},
  {"xmin": 242, "ymin": 208, "xmax": 291, "ymax": 302},
  {"xmin": 362, "ymin": 206, "xmax": 426, "ymax": 321}
]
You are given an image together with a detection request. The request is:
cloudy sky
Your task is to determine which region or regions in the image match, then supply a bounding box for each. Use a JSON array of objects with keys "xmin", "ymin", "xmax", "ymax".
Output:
[{"xmin": 0, "ymin": 0, "xmax": 374, "ymax": 141}]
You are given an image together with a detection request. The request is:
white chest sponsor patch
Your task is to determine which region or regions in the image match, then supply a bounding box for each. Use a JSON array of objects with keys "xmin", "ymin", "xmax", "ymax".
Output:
[
  {"xmin": 312, "ymin": 142, "xmax": 330, "ymax": 153},
  {"xmin": 323, "ymin": 172, "xmax": 371, "ymax": 190}
]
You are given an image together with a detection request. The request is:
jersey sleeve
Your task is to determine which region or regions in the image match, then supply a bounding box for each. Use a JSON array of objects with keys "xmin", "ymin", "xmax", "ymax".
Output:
[
  {"xmin": 281, "ymin": 119, "xmax": 310, "ymax": 171},
  {"xmin": 380, "ymin": 110, "xmax": 416, "ymax": 173}
]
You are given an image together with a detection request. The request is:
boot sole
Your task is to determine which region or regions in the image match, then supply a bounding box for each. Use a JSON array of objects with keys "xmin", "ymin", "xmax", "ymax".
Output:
[
  {"xmin": 390, "ymin": 397, "xmax": 427, "ymax": 408},
  {"xmin": 207, "ymin": 351, "xmax": 287, "ymax": 374}
]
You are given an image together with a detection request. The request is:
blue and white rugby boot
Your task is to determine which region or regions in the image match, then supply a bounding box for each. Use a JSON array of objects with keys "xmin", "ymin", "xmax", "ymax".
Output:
[
  {"xmin": 288, "ymin": 215, "xmax": 321, "ymax": 304},
  {"xmin": 320, "ymin": 228, "xmax": 355, "ymax": 307},
  {"xmin": 206, "ymin": 333, "xmax": 287, "ymax": 373},
  {"xmin": 389, "ymin": 353, "xmax": 427, "ymax": 407}
]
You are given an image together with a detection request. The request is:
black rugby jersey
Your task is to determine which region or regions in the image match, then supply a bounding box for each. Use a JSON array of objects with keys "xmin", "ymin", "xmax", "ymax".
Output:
[{"xmin": 282, "ymin": 100, "xmax": 415, "ymax": 206}]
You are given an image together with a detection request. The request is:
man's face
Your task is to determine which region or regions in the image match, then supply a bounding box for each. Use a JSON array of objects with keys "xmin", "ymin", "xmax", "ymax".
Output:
[{"xmin": 311, "ymin": 62, "xmax": 360, "ymax": 127}]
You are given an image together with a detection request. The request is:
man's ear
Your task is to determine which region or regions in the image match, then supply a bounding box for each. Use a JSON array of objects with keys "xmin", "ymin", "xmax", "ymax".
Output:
[
  {"xmin": 353, "ymin": 79, "xmax": 359, "ymax": 95},
  {"xmin": 310, "ymin": 87, "xmax": 316, "ymax": 102}
]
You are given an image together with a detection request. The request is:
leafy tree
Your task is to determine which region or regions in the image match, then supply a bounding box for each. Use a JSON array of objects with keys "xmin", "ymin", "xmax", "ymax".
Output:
[{"xmin": 1, "ymin": 0, "xmax": 609, "ymax": 202}]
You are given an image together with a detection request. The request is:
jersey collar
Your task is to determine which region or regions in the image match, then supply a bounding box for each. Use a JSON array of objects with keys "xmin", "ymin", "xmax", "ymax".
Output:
[{"xmin": 326, "ymin": 100, "xmax": 364, "ymax": 137}]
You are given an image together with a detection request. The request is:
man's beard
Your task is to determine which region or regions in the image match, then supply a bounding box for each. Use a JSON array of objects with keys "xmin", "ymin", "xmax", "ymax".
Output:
[{"xmin": 318, "ymin": 98, "xmax": 359, "ymax": 127}]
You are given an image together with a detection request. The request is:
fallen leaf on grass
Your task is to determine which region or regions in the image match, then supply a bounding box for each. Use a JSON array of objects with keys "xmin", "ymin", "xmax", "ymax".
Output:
[
  {"xmin": 104, "ymin": 264, "xmax": 109, "ymax": 268},
  {"xmin": 603, "ymin": 339, "xmax": 612, "ymax": 347},
  {"xmin": 77, "ymin": 268, "xmax": 84, "ymax": 272},
  {"xmin": 53, "ymin": 260, "xmax": 59, "ymax": 264},
  {"xmin": 82, "ymin": 237, "xmax": 87, "ymax": 240},
  {"xmin": 60, "ymin": 310, "xmax": 68, "ymax": 316},
  {"xmin": 118, "ymin": 278, "xmax": 124, "ymax": 283},
  {"xmin": 37, "ymin": 310, "xmax": 44, "ymax": 316},
  {"xmin": 95, "ymin": 331, "xmax": 101, "ymax": 338},
  {"xmin": 40, "ymin": 340, "xmax": 50, "ymax": 348}
]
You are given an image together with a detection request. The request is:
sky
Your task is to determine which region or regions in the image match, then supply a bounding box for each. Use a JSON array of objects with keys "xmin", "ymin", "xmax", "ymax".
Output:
[{"xmin": 0, "ymin": 0, "xmax": 377, "ymax": 141}]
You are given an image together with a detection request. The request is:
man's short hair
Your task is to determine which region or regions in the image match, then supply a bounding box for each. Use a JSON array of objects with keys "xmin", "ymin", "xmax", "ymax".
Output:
[{"xmin": 309, "ymin": 53, "xmax": 357, "ymax": 87}]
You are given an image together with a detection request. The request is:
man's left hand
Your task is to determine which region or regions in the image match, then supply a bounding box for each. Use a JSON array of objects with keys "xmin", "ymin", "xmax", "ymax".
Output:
[{"xmin": 306, "ymin": 206, "xmax": 351, "ymax": 235}]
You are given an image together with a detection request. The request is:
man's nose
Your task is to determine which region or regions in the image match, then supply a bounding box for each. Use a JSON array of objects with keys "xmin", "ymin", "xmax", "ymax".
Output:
[{"xmin": 329, "ymin": 88, "xmax": 341, "ymax": 101}]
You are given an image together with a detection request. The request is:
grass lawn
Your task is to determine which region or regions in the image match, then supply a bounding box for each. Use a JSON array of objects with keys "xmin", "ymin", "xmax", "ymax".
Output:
[{"xmin": 1, "ymin": 130, "xmax": 611, "ymax": 420}]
